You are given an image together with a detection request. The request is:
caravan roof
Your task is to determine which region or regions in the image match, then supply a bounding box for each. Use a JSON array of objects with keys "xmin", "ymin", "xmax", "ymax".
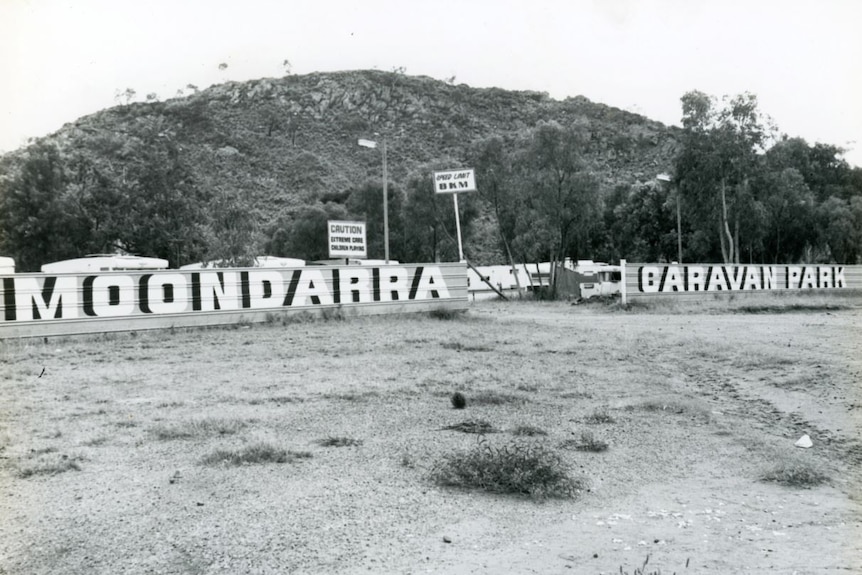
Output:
[{"xmin": 41, "ymin": 255, "xmax": 169, "ymax": 274}]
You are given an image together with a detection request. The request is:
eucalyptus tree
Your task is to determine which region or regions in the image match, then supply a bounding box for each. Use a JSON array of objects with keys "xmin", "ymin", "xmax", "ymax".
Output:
[
  {"xmin": 674, "ymin": 91, "xmax": 774, "ymax": 263},
  {"xmin": 514, "ymin": 120, "xmax": 601, "ymax": 291},
  {"xmin": 470, "ymin": 135, "xmax": 526, "ymax": 287}
]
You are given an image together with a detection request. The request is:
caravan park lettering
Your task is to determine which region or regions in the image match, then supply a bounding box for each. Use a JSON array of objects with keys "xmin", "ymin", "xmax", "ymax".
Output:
[
  {"xmin": 637, "ymin": 265, "xmax": 847, "ymax": 293},
  {"xmin": 1, "ymin": 266, "xmax": 451, "ymax": 322}
]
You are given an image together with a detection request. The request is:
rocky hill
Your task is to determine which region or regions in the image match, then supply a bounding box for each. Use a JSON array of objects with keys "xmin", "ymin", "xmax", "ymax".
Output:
[
  {"xmin": 39, "ymin": 69, "xmax": 679, "ymax": 208},
  {"xmin": 0, "ymin": 70, "xmax": 686, "ymax": 269}
]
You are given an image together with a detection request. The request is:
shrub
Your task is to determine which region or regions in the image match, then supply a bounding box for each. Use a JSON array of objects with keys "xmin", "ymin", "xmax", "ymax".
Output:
[
  {"xmin": 430, "ymin": 437, "xmax": 585, "ymax": 499},
  {"xmin": 451, "ymin": 391, "xmax": 467, "ymax": 409}
]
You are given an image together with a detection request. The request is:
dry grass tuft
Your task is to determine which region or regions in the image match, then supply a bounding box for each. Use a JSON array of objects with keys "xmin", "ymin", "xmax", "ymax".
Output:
[
  {"xmin": 510, "ymin": 424, "xmax": 547, "ymax": 437},
  {"xmin": 428, "ymin": 308, "xmax": 466, "ymax": 320},
  {"xmin": 200, "ymin": 443, "xmax": 312, "ymax": 466},
  {"xmin": 317, "ymin": 436, "xmax": 363, "ymax": 447},
  {"xmin": 470, "ymin": 390, "xmax": 526, "ymax": 405},
  {"xmin": 150, "ymin": 417, "xmax": 249, "ymax": 440},
  {"xmin": 560, "ymin": 430, "xmax": 608, "ymax": 452},
  {"xmin": 442, "ymin": 419, "xmax": 499, "ymax": 434},
  {"xmin": 441, "ymin": 342, "xmax": 493, "ymax": 352},
  {"xmin": 584, "ymin": 406, "xmax": 615, "ymax": 424},
  {"xmin": 17, "ymin": 455, "xmax": 83, "ymax": 478},
  {"xmin": 321, "ymin": 391, "xmax": 380, "ymax": 402},
  {"xmin": 760, "ymin": 458, "xmax": 830, "ymax": 488},
  {"xmin": 628, "ymin": 399, "xmax": 712, "ymax": 422},
  {"xmin": 619, "ymin": 554, "xmax": 689, "ymax": 574}
]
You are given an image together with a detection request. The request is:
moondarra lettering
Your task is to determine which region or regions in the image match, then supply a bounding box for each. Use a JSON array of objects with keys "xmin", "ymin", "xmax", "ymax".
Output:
[{"xmin": 1, "ymin": 265, "xmax": 455, "ymax": 323}]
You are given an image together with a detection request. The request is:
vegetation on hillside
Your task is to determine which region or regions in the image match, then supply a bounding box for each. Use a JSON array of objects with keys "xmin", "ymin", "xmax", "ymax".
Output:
[{"xmin": 1, "ymin": 70, "xmax": 860, "ymax": 273}]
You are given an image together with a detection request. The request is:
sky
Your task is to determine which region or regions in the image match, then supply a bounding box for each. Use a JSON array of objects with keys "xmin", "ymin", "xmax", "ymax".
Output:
[{"xmin": 2, "ymin": 0, "xmax": 861, "ymax": 166}]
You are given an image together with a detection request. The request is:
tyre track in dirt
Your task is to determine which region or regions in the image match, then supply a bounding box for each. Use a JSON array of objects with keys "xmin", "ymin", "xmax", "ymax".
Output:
[{"xmin": 685, "ymin": 363, "xmax": 862, "ymax": 470}]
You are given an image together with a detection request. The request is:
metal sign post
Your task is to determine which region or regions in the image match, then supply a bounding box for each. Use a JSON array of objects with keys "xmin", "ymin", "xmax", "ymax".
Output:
[{"xmin": 453, "ymin": 193, "xmax": 464, "ymax": 262}]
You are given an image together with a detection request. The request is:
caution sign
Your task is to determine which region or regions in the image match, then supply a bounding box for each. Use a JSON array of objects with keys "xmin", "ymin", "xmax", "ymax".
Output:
[
  {"xmin": 433, "ymin": 168, "xmax": 476, "ymax": 194},
  {"xmin": 328, "ymin": 220, "xmax": 367, "ymax": 258}
]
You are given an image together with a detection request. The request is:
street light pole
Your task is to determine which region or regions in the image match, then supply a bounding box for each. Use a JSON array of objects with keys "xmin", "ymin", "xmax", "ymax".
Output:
[
  {"xmin": 675, "ymin": 188, "xmax": 682, "ymax": 264},
  {"xmin": 382, "ymin": 137, "xmax": 389, "ymax": 263},
  {"xmin": 358, "ymin": 136, "xmax": 390, "ymax": 263}
]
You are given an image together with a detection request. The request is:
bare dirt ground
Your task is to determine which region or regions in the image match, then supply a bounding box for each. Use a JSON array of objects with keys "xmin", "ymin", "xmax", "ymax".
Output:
[{"xmin": 1, "ymin": 299, "xmax": 861, "ymax": 574}]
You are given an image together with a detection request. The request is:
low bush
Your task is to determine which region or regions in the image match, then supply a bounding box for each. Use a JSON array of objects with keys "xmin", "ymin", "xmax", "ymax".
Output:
[
  {"xmin": 451, "ymin": 391, "xmax": 467, "ymax": 409},
  {"xmin": 430, "ymin": 437, "xmax": 585, "ymax": 499}
]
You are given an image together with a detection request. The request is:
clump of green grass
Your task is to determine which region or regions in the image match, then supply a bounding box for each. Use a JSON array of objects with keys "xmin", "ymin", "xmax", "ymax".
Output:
[
  {"xmin": 451, "ymin": 391, "xmax": 467, "ymax": 409},
  {"xmin": 200, "ymin": 443, "xmax": 312, "ymax": 466},
  {"xmin": 17, "ymin": 455, "xmax": 83, "ymax": 478},
  {"xmin": 584, "ymin": 406, "xmax": 615, "ymax": 424},
  {"xmin": 430, "ymin": 437, "xmax": 586, "ymax": 499},
  {"xmin": 442, "ymin": 419, "xmax": 498, "ymax": 434},
  {"xmin": 150, "ymin": 417, "xmax": 248, "ymax": 440},
  {"xmin": 511, "ymin": 424, "xmax": 547, "ymax": 437},
  {"xmin": 317, "ymin": 436, "xmax": 363, "ymax": 447},
  {"xmin": 560, "ymin": 430, "xmax": 608, "ymax": 452},
  {"xmin": 760, "ymin": 458, "xmax": 830, "ymax": 488}
]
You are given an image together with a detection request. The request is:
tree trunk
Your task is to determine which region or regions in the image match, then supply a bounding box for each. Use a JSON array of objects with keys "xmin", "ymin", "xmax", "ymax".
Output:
[
  {"xmin": 503, "ymin": 239, "xmax": 523, "ymax": 294},
  {"xmin": 733, "ymin": 218, "xmax": 740, "ymax": 264},
  {"xmin": 720, "ymin": 179, "xmax": 735, "ymax": 264}
]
